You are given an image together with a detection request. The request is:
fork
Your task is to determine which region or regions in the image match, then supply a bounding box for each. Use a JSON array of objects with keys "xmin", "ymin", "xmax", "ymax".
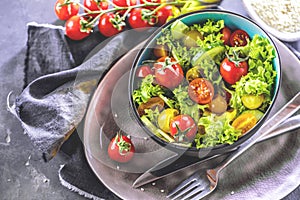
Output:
[{"xmin": 167, "ymin": 92, "xmax": 300, "ymax": 200}]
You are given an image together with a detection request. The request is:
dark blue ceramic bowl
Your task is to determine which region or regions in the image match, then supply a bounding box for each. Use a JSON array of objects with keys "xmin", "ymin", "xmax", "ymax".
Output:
[{"xmin": 129, "ymin": 10, "xmax": 281, "ymax": 158}]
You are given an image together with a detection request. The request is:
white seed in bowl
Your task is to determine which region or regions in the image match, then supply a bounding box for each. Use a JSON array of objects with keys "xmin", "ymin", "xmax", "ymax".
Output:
[{"xmin": 248, "ymin": 0, "xmax": 300, "ymax": 33}]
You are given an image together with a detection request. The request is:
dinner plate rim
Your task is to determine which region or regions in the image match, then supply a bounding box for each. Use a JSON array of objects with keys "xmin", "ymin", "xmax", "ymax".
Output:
[{"xmin": 83, "ymin": 36, "xmax": 300, "ymax": 200}]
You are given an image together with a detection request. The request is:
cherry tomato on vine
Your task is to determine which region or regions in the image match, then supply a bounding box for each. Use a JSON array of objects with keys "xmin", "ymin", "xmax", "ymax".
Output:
[
  {"xmin": 108, "ymin": 132, "xmax": 135, "ymax": 163},
  {"xmin": 65, "ymin": 15, "xmax": 92, "ymax": 40},
  {"xmin": 113, "ymin": 0, "xmax": 137, "ymax": 14},
  {"xmin": 113, "ymin": 0, "xmax": 137, "ymax": 7},
  {"xmin": 169, "ymin": 114, "xmax": 197, "ymax": 142},
  {"xmin": 83, "ymin": 0, "xmax": 108, "ymax": 18},
  {"xmin": 221, "ymin": 26, "xmax": 232, "ymax": 46},
  {"xmin": 156, "ymin": 5, "xmax": 173, "ymax": 26},
  {"xmin": 136, "ymin": 65, "xmax": 153, "ymax": 78},
  {"xmin": 141, "ymin": 0, "xmax": 165, "ymax": 9},
  {"xmin": 230, "ymin": 29, "xmax": 250, "ymax": 47},
  {"xmin": 153, "ymin": 56, "xmax": 184, "ymax": 89},
  {"xmin": 128, "ymin": 8, "xmax": 156, "ymax": 31},
  {"xmin": 220, "ymin": 57, "xmax": 248, "ymax": 85},
  {"xmin": 54, "ymin": 0, "xmax": 79, "ymax": 21},
  {"xmin": 98, "ymin": 13, "xmax": 125, "ymax": 37},
  {"xmin": 188, "ymin": 78, "xmax": 214, "ymax": 105}
]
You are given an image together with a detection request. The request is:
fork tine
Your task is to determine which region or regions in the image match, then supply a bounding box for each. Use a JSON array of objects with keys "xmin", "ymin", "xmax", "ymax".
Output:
[
  {"xmin": 166, "ymin": 174, "xmax": 199, "ymax": 198},
  {"xmin": 189, "ymin": 187, "xmax": 212, "ymax": 200},
  {"xmin": 180, "ymin": 185, "xmax": 206, "ymax": 200},
  {"xmin": 168, "ymin": 181, "xmax": 201, "ymax": 200}
]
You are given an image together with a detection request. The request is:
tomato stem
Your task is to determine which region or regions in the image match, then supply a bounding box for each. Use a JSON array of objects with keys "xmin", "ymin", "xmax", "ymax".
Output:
[{"xmin": 69, "ymin": 0, "xmax": 187, "ymax": 28}]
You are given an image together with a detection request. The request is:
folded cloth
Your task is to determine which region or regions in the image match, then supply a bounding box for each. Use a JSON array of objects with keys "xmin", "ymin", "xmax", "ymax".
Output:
[
  {"xmin": 58, "ymin": 131, "xmax": 120, "ymax": 200},
  {"xmin": 9, "ymin": 23, "xmax": 156, "ymax": 161},
  {"xmin": 7, "ymin": 23, "xmax": 157, "ymax": 199}
]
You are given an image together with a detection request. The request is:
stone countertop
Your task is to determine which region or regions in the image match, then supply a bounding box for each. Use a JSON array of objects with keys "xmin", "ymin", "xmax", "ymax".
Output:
[{"xmin": 0, "ymin": 0, "xmax": 299, "ymax": 199}]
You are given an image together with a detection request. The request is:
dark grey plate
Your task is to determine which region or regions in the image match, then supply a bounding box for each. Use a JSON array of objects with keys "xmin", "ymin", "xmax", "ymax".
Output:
[{"xmin": 84, "ymin": 37, "xmax": 299, "ymax": 200}]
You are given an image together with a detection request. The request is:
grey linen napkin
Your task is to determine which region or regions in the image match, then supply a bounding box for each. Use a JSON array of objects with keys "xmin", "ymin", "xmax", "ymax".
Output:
[
  {"xmin": 8, "ymin": 23, "xmax": 156, "ymax": 199},
  {"xmin": 10, "ymin": 23, "xmax": 155, "ymax": 161}
]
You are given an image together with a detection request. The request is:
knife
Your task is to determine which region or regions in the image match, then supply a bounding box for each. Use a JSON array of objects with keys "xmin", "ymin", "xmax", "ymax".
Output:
[{"xmin": 132, "ymin": 114, "xmax": 300, "ymax": 188}]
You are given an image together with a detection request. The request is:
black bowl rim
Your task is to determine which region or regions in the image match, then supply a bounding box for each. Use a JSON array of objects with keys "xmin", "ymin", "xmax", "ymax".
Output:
[{"xmin": 128, "ymin": 9, "xmax": 281, "ymax": 157}]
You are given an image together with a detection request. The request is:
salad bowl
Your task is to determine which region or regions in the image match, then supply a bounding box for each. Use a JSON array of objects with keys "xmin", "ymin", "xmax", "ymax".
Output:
[{"xmin": 129, "ymin": 10, "xmax": 281, "ymax": 158}]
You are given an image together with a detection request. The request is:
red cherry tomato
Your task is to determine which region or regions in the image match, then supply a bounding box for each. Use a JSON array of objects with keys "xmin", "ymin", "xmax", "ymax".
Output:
[
  {"xmin": 220, "ymin": 57, "xmax": 249, "ymax": 85},
  {"xmin": 83, "ymin": 0, "xmax": 108, "ymax": 18},
  {"xmin": 141, "ymin": 0, "xmax": 164, "ymax": 9},
  {"xmin": 128, "ymin": 8, "xmax": 156, "ymax": 31},
  {"xmin": 54, "ymin": 0, "xmax": 79, "ymax": 21},
  {"xmin": 221, "ymin": 27, "xmax": 232, "ymax": 46},
  {"xmin": 170, "ymin": 114, "xmax": 197, "ymax": 142},
  {"xmin": 108, "ymin": 133, "xmax": 135, "ymax": 163},
  {"xmin": 156, "ymin": 5, "xmax": 173, "ymax": 26},
  {"xmin": 98, "ymin": 13, "xmax": 125, "ymax": 37},
  {"xmin": 113, "ymin": 0, "xmax": 137, "ymax": 14},
  {"xmin": 154, "ymin": 56, "xmax": 184, "ymax": 89},
  {"xmin": 188, "ymin": 78, "xmax": 214, "ymax": 105},
  {"xmin": 65, "ymin": 16, "xmax": 91, "ymax": 40},
  {"xmin": 230, "ymin": 29, "xmax": 250, "ymax": 47},
  {"xmin": 136, "ymin": 65, "xmax": 153, "ymax": 78}
]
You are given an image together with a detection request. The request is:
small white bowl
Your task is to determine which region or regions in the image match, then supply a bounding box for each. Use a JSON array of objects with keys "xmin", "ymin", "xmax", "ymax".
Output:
[{"xmin": 242, "ymin": 0, "xmax": 300, "ymax": 42}]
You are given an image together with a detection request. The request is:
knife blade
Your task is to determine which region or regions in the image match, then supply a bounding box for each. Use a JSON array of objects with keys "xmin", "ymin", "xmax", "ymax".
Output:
[{"xmin": 132, "ymin": 114, "xmax": 300, "ymax": 188}]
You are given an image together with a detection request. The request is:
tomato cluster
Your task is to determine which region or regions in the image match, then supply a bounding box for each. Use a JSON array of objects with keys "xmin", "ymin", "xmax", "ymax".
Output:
[
  {"xmin": 220, "ymin": 27, "xmax": 250, "ymax": 85},
  {"xmin": 54, "ymin": 0, "xmax": 177, "ymax": 40}
]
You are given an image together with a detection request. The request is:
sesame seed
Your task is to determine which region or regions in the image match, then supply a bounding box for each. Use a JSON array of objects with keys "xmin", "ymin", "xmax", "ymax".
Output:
[{"xmin": 249, "ymin": 0, "xmax": 300, "ymax": 33}]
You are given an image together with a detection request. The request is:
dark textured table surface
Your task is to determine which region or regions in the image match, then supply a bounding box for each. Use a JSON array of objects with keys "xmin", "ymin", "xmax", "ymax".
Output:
[{"xmin": 0, "ymin": 0, "xmax": 299, "ymax": 199}]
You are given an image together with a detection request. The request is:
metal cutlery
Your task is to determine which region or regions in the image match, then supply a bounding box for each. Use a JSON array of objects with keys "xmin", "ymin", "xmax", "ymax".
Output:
[
  {"xmin": 132, "ymin": 106, "xmax": 300, "ymax": 189},
  {"xmin": 167, "ymin": 92, "xmax": 300, "ymax": 200}
]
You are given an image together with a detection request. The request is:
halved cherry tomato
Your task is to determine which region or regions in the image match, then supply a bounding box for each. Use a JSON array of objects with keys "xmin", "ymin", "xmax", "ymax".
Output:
[
  {"xmin": 136, "ymin": 65, "xmax": 153, "ymax": 78},
  {"xmin": 188, "ymin": 78, "xmax": 214, "ymax": 105},
  {"xmin": 83, "ymin": 0, "xmax": 108, "ymax": 18},
  {"xmin": 221, "ymin": 26, "xmax": 232, "ymax": 46},
  {"xmin": 169, "ymin": 114, "xmax": 197, "ymax": 142},
  {"xmin": 154, "ymin": 56, "xmax": 184, "ymax": 89},
  {"xmin": 98, "ymin": 13, "xmax": 125, "ymax": 37},
  {"xmin": 108, "ymin": 132, "xmax": 135, "ymax": 163},
  {"xmin": 232, "ymin": 113, "xmax": 257, "ymax": 135},
  {"xmin": 65, "ymin": 15, "xmax": 91, "ymax": 40},
  {"xmin": 220, "ymin": 57, "xmax": 248, "ymax": 85},
  {"xmin": 230, "ymin": 29, "xmax": 250, "ymax": 47},
  {"xmin": 55, "ymin": 0, "xmax": 79, "ymax": 21},
  {"xmin": 128, "ymin": 8, "xmax": 156, "ymax": 31}
]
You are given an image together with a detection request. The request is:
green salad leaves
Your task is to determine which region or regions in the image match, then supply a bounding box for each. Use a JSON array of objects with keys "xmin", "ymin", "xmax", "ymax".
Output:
[{"xmin": 132, "ymin": 19, "xmax": 277, "ymax": 150}]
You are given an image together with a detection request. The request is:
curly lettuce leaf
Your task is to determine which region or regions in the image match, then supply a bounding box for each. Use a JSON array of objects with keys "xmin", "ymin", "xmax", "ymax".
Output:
[
  {"xmin": 229, "ymin": 35, "xmax": 277, "ymax": 114},
  {"xmin": 144, "ymin": 107, "xmax": 160, "ymax": 126},
  {"xmin": 195, "ymin": 113, "xmax": 241, "ymax": 148},
  {"xmin": 132, "ymin": 75, "xmax": 164, "ymax": 105},
  {"xmin": 156, "ymin": 19, "xmax": 225, "ymax": 69},
  {"xmin": 173, "ymin": 85, "xmax": 208, "ymax": 122}
]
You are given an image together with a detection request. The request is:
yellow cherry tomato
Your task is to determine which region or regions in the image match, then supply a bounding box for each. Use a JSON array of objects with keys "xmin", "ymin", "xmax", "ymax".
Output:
[
  {"xmin": 241, "ymin": 94, "xmax": 264, "ymax": 109},
  {"xmin": 158, "ymin": 108, "xmax": 179, "ymax": 132},
  {"xmin": 232, "ymin": 113, "xmax": 257, "ymax": 135}
]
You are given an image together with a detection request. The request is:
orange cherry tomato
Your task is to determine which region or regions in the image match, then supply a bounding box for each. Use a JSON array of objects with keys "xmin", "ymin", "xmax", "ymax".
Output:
[{"xmin": 188, "ymin": 78, "xmax": 214, "ymax": 105}]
